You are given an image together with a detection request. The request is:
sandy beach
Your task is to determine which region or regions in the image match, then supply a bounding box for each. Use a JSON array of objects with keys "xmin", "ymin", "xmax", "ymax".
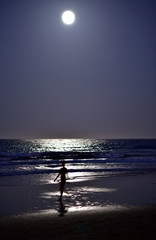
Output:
[
  {"xmin": 0, "ymin": 206, "xmax": 156, "ymax": 240},
  {"xmin": 0, "ymin": 173, "xmax": 156, "ymax": 239}
]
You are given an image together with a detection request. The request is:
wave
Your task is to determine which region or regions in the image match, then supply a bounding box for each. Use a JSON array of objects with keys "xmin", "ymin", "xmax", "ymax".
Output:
[
  {"xmin": 132, "ymin": 145, "xmax": 156, "ymax": 149},
  {"xmin": 1, "ymin": 151, "xmax": 156, "ymax": 162},
  {"xmin": 1, "ymin": 149, "xmax": 156, "ymax": 179},
  {"xmin": 1, "ymin": 167, "xmax": 156, "ymax": 177},
  {"xmin": 0, "ymin": 158, "xmax": 156, "ymax": 167}
]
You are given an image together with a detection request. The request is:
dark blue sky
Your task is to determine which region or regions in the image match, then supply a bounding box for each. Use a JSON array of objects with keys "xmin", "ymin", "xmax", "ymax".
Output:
[{"xmin": 0, "ymin": 0, "xmax": 156, "ymax": 139}]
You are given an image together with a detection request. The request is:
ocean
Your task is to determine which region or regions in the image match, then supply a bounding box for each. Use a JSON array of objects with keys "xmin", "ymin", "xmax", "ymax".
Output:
[{"xmin": 0, "ymin": 139, "xmax": 156, "ymax": 185}]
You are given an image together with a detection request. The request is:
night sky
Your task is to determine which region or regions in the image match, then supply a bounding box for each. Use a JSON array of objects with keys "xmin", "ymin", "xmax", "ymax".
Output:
[{"xmin": 0, "ymin": 0, "xmax": 156, "ymax": 139}]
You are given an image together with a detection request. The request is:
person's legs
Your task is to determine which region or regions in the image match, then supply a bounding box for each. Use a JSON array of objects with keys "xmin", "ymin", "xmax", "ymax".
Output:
[{"xmin": 59, "ymin": 181, "xmax": 65, "ymax": 200}]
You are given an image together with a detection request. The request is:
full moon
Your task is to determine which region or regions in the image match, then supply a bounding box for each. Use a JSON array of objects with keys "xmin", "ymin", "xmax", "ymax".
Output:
[{"xmin": 62, "ymin": 11, "xmax": 75, "ymax": 25}]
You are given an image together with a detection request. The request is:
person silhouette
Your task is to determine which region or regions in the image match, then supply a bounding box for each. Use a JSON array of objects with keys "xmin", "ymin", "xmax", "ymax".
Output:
[{"xmin": 54, "ymin": 160, "xmax": 68, "ymax": 201}]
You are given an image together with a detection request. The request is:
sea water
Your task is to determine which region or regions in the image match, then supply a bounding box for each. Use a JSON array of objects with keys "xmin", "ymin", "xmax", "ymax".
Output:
[{"xmin": 0, "ymin": 139, "xmax": 156, "ymax": 185}]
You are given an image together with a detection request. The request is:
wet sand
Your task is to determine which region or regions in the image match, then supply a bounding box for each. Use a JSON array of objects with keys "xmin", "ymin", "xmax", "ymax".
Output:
[{"xmin": 0, "ymin": 173, "xmax": 156, "ymax": 239}]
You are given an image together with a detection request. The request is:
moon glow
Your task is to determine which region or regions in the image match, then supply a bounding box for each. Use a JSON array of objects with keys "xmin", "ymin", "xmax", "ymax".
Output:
[{"xmin": 62, "ymin": 11, "xmax": 75, "ymax": 25}]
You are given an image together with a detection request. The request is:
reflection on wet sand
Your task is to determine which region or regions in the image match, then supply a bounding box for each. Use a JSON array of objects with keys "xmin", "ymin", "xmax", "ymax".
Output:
[
  {"xmin": 39, "ymin": 185, "xmax": 118, "ymax": 217},
  {"xmin": 33, "ymin": 204, "xmax": 126, "ymax": 217},
  {"xmin": 57, "ymin": 198, "xmax": 67, "ymax": 217}
]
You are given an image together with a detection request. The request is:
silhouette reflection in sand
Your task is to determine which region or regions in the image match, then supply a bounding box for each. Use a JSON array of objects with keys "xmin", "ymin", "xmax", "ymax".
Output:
[{"xmin": 57, "ymin": 198, "xmax": 68, "ymax": 217}]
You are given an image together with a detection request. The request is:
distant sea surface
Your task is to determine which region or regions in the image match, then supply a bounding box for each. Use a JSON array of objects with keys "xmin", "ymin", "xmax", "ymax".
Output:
[{"xmin": 0, "ymin": 139, "xmax": 156, "ymax": 185}]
